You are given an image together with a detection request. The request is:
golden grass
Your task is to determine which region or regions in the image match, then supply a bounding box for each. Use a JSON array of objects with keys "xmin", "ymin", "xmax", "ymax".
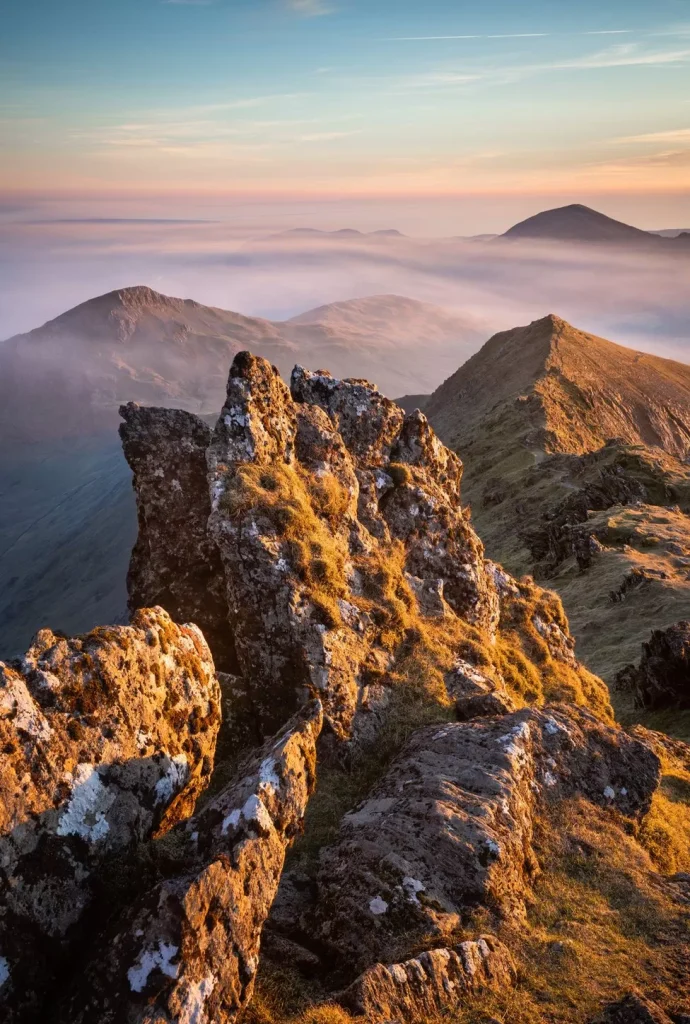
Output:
[
  {"xmin": 217, "ymin": 449, "xmax": 688, "ymax": 1023},
  {"xmin": 248, "ymin": 799, "xmax": 690, "ymax": 1024},
  {"xmin": 221, "ymin": 463, "xmax": 350, "ymax": 627}
]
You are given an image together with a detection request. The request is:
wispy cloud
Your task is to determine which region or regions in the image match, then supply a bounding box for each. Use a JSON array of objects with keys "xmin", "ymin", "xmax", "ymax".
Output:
[
  {"xmin": 387, "ymin": 42, "xmax": 690, "ymax": 93},
  {"xmin": 285, "ymin": 0, "xmax": 335, "ymax": 16},
  {"xmin": 614, "ymin": 128, "xmax": 690, "ymax": 144},
  {"xmin": 298, "ymin": 129, "xmax": 360, "ymax": 142},
  {"xmin": 389, "ymin": 33, "xmax": 549, "ymax": 41},
  {"xmin": 388, "ymin": 30, "xmax": 632, "ymax": 42},
  {"xmin": 555, "ymin": 43, "xmax": 690, "ymax": 69}
]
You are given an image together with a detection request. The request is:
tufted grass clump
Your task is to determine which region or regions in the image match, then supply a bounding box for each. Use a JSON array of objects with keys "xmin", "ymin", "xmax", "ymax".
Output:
[
  {"xmin": 497, "ymin": 576, "xmax": 614, "ymax": 721},
  {"xmin": 636, "ymin": 734, "xmax": 690, "ymax": 874},
  {"xmin": 350, "ymin": 540, "xmax": 418, "ymax": 652},
  {"xmin": 221, "ymin": 463, "xmax": 349, "ymax": 627}
]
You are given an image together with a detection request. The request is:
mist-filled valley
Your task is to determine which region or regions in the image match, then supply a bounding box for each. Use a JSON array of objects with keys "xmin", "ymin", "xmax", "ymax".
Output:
[
  {"xmin": 3, "ymin": 211, "xmax": 690, "ymax": 365},
  {"xmin": 2, "ymin": 204, "xmax": 690, "ymax": 654}
]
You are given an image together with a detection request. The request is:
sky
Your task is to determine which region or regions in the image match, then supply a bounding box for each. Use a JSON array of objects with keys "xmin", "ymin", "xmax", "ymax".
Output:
[{"xmin": 1, "ymin": 0, "xmax": 690, "ymax": 230}]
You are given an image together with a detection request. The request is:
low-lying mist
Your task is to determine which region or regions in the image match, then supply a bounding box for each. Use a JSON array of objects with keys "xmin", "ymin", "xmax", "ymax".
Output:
[{"xmin": 2, "ymin": 216, "xmax": 688, "ymax": 378}]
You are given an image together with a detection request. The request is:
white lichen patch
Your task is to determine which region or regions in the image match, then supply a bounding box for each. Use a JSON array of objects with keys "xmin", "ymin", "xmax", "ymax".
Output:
[
  {"xmin": 179, "ymin": 973, "xmax": 215, "ymax": 1024},
  {"xmin": 127, "ymin": 940, "xmax": 179, "ymax": 993},
  {"xmin": 210, "ymin": 478, "xmax": 225, "ymax": 511},
  {"xmin": 543, "ymin": 771, "xmax": 558, "ymax": 787},
  {"xmin": 154, "ymin": 754, "xmax": 189, "ymax": 806},
  {"xmin": 369, "ymin": 895, "xmax": 388, "ymax": 915},
  {"xmin": 259, "ymin": 757, "xmax": 281, "ymax": 796},
  {"xmin": 242, "ymin": 794, "xmax": 274, "ymax": 833},
  {"xmin": 224, "ymin": 406, "xmax": 249, "ymax": 429},
  {"xmin": 221, "ymin": 808, "xmax": 242, "ymax": 835},
  {"xmin": 497, "ymin": 719, "xmax": 532, "ymax": 760},
  {"xmin": 0, "ymin": 675, "xmax": 52, "ymax": 741},
  {"xmin": 453, "ymin": 659, "xmax": 491, "ymax": 686},
  {"xmin": 603, "ymin": 785, "xmax": 616, "ymax": 800},
  {"xmin": 401, "ymin": 877, "xmax": 426, "ymax": 904},
  {"xmin": 389, "ymin": 963, "xmax": 408, "ymax": 984},
  {"xmin": 484, "ymin": 838, "xmax": 501, "ymax": 857},
  {"xmin": 57, "ymin": 764, "xmax": 115, "ymax": 843},
  {"xmin": 485, "ymin": 561, "xmax": 520, "ymax": 598}
]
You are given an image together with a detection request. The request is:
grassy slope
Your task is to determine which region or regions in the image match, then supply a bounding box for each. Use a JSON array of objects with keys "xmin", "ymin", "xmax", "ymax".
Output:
[{"xmin": 425, "ymin": 318, "xmax": 690, "ymax": 737}]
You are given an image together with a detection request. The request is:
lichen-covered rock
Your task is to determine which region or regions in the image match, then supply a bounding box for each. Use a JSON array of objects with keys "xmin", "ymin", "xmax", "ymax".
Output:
[
  {"xmin": 311, "ymin": 705, "xmax": 659, "ymax": 974},
  {"xmin": 122, "ymin": 352, "xmax": 605, "ymax": 749},
  {"xmin": 615, "ymin": 621, "xmax": 690, "ymax": 710},
  {"xmin": 594, "ymin": 993, "xmax": 675, "ymax": 1024},
  {"xmin": 339, "ymin": 935, "xmax": 516, "ymax": 1022},
  {"xmin": 446, "ymin": 658, "xmax": 518, "ymax": 721},
  {"xmin": 120, "ymin": 403, "xmax": 237, "ymax": 672},
  {"xmin": 0, "ymin": 607, "xmax": 220, "ymax": 1021},
  {"xmin": 57, "ymin": 700, "xmax": 323, "ymax": 1024},
  {"xmin": 123, "ymin": 355, "xmax": 504, "ymax": 744}
]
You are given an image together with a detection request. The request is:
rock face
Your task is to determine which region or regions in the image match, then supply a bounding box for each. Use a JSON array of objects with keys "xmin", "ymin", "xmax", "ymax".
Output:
[
  {"xmin": 311, "ymin": 704, "xmax": 659, "ymax": 974},
  {"xmin": 615, "ymin": 621, "xmax": 690, "ymax": 709},
  {"xmin": 123, "ymin": 352, "xmax": 606, "ymax": 751},
  {"xmin": 122, "ymin": 353, "xmax": 506, "ymax": 745},
  {"xmin": 339, "ymin": 935, "xmax": 516, "ymax": 1022},
  {"xmin": 57, "ymin": 700, "xmax": 323, "ymax": 1024},
  {"xmin": 120, "ymin": 403, "xmax": 238, "ymax": 673},
  {"xmin": 0, "ymin": 608, "xmax": 220, "ymax": 1022}
]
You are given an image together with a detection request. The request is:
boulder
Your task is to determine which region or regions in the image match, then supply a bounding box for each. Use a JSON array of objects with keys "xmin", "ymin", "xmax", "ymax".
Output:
[
  {"xmin": 615, "ymin": 621, "xmax": 690, "ymax": 710},
  {"xmin": 311, "ymin": 705, "xmax": 660, "ymax": 975},
  {"xmin": 57, "ymin": 699, "xmax": 323, "ymax": 1024},
  {"xmin": 338, "ymin": 935, "xmax": 516, "ymax": 1022},
  {"xmin": 445, "ymin": 657, "xmax": 518, "ymax": 720},
  {"xmin": 0, "ymin": 607, "xmax": 220, "ymax": 1022},
  {"xmin": 595, "ymin": 993, "xmax": 674, "ymax": 1023}
]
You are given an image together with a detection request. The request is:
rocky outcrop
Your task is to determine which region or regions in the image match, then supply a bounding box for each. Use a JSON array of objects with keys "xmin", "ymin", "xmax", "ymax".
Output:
[
  {"xmin": 123, "ymin": 353, "xmax": 607, "ymax": 753},
  {"xmin": 122, "ymin": 354, "xmax": 509, "ymax": 746},
  {"xmin": 595, "ymin": 993, "xmax": 675, "ymax": 1024},
  {"xmin": 57, "ymin": 700, "xmax": 323, "ymax": 1024},
  {"xmin": 339, "ymin": 935, "xmax": 516, "ymax": 1021},
  {"xmin": 615, "ymin": 621, "xmax": 690, "ymax": 709},
  {"xmin": 120, "ymin": 403, "xmax": 237, "ymax": 672},
  {"xmin": 521, "ymin": 443, "xmax": 654, "ymax": 572},
  {"xmin": 0, "ymin": 608, "xmax": 220, "ymax": 1022},
  {"xmin": 311, "ymin": 705, "xmax": 659, "ymax": 975}
]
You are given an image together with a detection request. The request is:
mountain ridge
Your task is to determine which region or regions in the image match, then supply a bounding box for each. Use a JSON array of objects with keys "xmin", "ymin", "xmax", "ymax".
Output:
[
  {"xmin": 500, "ymin": 203, "xmax": 690, "ymax": 249},
  {"xmin": 0, "ymin": 286, "xmax": 483, "ymax": 442},
  {"xmin": 424, "ymin": 315, "xmax": 690, "ymax": 689},
  {"xmin": 426, "ymin": 313, "xmax": 690, "ymax": 458}
]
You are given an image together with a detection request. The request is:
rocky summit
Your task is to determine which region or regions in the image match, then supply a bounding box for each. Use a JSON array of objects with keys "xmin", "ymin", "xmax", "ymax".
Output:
[
  {"xmin": 0, "ymin": 350, "xmax": 689, "ymax": 1023},
  {"xmin": 121, "ymin": 350, "xmax": 612, "ymax": 752}
]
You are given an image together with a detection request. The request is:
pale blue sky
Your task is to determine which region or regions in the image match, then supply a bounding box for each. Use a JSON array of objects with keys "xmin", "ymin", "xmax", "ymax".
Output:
[{"xmin": 1, "ymin": 0, "xmax": 689, "ymax": 206}]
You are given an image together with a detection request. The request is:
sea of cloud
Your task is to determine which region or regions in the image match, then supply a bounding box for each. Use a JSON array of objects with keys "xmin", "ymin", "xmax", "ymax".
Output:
[{"xmin": 1, "ymin": 212, "xmax": 688, "ymax": 382}]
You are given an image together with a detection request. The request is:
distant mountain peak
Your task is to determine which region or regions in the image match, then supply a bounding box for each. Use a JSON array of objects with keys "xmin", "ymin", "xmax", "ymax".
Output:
[
  {"xmin": 47, "ymin": 286, "xmax": 190, "ymax": 328},
  {"xmin": 501, "ymin": 204, "xmax": 655, "ymax": 245}
]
